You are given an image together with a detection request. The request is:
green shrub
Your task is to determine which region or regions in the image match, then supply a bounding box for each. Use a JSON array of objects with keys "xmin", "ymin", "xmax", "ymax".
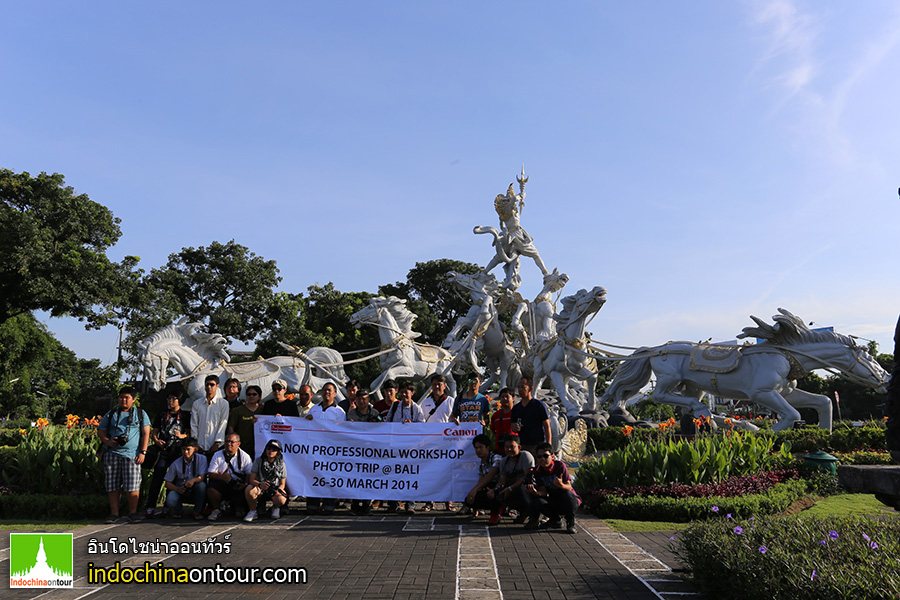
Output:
[
  {"xmin": 576, "ymin": 431, "xmax": 793, "ymax": 491},
  {"xmin": 771, "ymin": 427, "xmax": 831, "ymax": 453},
  {"xmin": 0, "ymin": 429, "xmax": 25, "ymax": 446},
  {"xmin": 0, "ymin": 493, "xmax": 108, "ymax": 520},
  {"xmin": 0, "ymin": 446, "xmax": 17, "ymax": 474},
  {"xmin": 588, "ymin": 479, "xmax": 808, "ymax": 522},
  {"xmin": 829, "ymin": 423, "xmax": 886, "ymax": 452},
  {"xmin": 675, "ymin": 514, "xmax": 900, "ymax": 600},
  {"xmin": 835, "ymin": 450, "xmax": 894, "ymax": 465},
  {"xmin": 3, "ymin": 425, "xmax": 102, "ymax": 494}
]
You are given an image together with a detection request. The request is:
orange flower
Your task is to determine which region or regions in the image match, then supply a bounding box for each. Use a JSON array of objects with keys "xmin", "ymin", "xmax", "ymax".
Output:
[
  {"xmin": 19, "ymin": 428, "xmax": 27, "ymax": 436},
  {"xmin": 285, "ymin": 393, "xmax": 296, "ymax": 401},
  {"xmin": 36, "ymin": 418, "xmax": 50, "ymax": 430},
  {"xmin": 85, "ymin": 417, "xmax": 100, "ymax": 428},
  {"xmin": 622, "ymin": 425, "xmax": 634, "ymax": 436},
  {"xmin": 724, "ymin": 418, "xmax": 734, "ymax": 428},
  {"xmin": 66, "ymin": 414, "xmax": 80, "ymax": 428}
]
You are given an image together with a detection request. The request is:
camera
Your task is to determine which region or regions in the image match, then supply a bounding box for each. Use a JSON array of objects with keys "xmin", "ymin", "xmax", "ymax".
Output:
[{"xmin": 114, "ymin": 434, "xmax": 129, "ymax": 446}]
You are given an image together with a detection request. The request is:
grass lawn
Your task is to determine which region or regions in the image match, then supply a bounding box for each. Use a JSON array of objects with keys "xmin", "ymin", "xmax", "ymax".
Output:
[
  {"xmin": 603, "ymin": 519, "xmax": 691, "ymax": 532},
  {"xmin": 797, "ymin": 493, "xmax": 899, "ymax": 519},
  {"xmin": 0, "ymin": 520, "xmax": 96, "ymax": 531}
]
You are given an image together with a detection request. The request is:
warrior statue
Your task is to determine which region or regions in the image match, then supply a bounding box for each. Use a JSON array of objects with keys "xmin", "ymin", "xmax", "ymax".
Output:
[{"xmin": 474, "ymin": 167, "xmax": 549, "ymax": 291}]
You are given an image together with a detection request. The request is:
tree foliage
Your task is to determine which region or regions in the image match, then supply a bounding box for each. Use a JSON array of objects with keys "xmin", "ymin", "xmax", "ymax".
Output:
[
  {"xmin": 379, "ymin": 258, "xmax": 482, "ymax": 344},
  {"xmin": 0, "ymin": 314, "xmax": 118, "ymax": 419},
  {"xmin": 0, "ymin": 169, "xmax": 130, "ymax": 328},
  {"xmin": 145, "ymin": 240, "xmax": 281, "ymax": 343}
]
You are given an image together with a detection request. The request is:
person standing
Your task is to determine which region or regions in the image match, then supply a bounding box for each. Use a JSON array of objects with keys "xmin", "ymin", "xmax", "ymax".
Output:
[
  {"xmin": 262, "ymin": 379, "xmax": 300, "ymax": 417},
  {"xmin": 510, "ymin": 375, "xmax": 551, "ymax": 456},
  {"xmin": 373, "ymin": 379, "xmax": 398, "ymax": 416},
  {"xmin": 490, "ymin": 387, "xmax": 515, "ymax": 453},
  {"xmin": 146, "ymin": 388, "xmax": 191, "ymax": 517},
  {"xmin": 346, "ymin": 390, "xmax": 382, "ymax": 423},
  {"xmin": 223, "ymin": 378, "xmax": 243, "ymax": 409},
  {"xmin": 227, "ymin": 384, "xmax": 263, "ymax": 459},
  {"xmin": 98, "ymin": 386, "xmax": 151, "ymax": 524},
  {"xmin": 295, "ymin": 384, "xmax": 315, "ymax": 418},
  {"xmin": 453, "ymin": 372, "xmax": 490, "ymax": 426},
  {"xmin": 420, "ymin": 373, "xmax": 455, "ymax": 424},
  {"xmin": 384, "ymin": 381, "xmax": 424, "ymax": 513},
  {"xmin": 305, "ymin": 382, "xmax": 346, "ymax": 514},
  {"xmin": 191, "ymin": 374, "xmax": 230, "ymax": 459}
]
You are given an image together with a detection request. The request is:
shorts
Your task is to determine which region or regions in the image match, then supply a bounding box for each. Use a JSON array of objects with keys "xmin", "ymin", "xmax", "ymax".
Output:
[{"xmin": 104, "ymin": 451, "xmax": 142, "ymax": 492}]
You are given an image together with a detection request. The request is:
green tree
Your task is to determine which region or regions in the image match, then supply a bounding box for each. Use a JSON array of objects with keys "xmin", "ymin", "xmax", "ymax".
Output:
[
  {"xmin": 145, "ymin": 240, "xmax": 281, "ymax": 343},
  {"xmin": 257, "ymin": 284, "xmax": 381, "ymax": 384},
  {"xmin": 379, "ymin": 258, "xmax": 482, "ymax": 344},
  {"xmin": 0, "ymin": 169, "xmax": 132, "ymax": 328},
  {"xmin": 0, "ymin": 314, "xmax": 118, "ymax": 419}
]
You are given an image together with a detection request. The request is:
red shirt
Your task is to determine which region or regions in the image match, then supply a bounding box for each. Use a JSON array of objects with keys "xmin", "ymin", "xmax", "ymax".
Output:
[{"xmin": 490, "ymin": 410, "xmax": 513, "ymax": 452}]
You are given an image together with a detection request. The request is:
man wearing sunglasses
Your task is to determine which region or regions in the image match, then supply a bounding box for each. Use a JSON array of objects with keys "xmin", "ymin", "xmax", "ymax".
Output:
[
  {"xmin": 262, "ymin": 379, "xmax": 300, "ymax": 417},
  {"xmin": 191, "ymin": 375, "xmax": 230, "ymax": 460},
  {"xmin": 524, "ymin": 442, "xmax": 579, "ymax": 534}
]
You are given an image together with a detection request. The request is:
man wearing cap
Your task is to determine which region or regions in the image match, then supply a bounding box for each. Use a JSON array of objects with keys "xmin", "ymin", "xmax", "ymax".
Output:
[
  {"xmin": 346, "ymin": 390, "xmax": 382, "ymax": 423},
  {"xmin": 163, "ymin": 436, "xmax": 209, "ymax": 520},
  {"xmin": 373, "ymin": 379, "xmax": 398, "ymax": 416},
  {"xmin": 191, "ymin": 374, "xmax": 230, "ymax": 459},
  {"xmin": 244, "ymin": 439, "xmax": 288, "ymax": 521},
  {"xmin": 420, "ymin": 373, "xmax": 455, "ymax": 424},
  {"xmin": 452, "ymin": 372, "xmax": 491, "ymax": 426},
  {"xmin": 262, "ymin": 379, "xmax": 300, "ymax": 417}
]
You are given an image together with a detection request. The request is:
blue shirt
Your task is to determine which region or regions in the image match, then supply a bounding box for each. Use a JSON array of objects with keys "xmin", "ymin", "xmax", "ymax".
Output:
[
  {"xmin": 453, "ymin": 394, "xmax": 490, "ymax": 423},
  {"xmin": 99, "ymin": 408, "xmax": 149, "ymax": 459}
]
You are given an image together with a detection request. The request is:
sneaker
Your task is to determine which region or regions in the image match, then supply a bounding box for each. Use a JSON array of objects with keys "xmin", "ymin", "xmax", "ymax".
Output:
[
  {"xmin": 271, "ymin": 507, "xmax": 281, "ymax": 519},
  {"xmin": 128, "ymin": 512, "xmax": 145, "ymax": 523},
  {"xmin": 445, "ymin": 502, "xmax": 454, "ymax": 511},
  {"xmin": 540, "ymin": 518, "xmax": 563, "ymax": 529},
  {"xmin": 488, "ymin": 512, "xmax": 501, "ymax": 526},
  {"xmin": 524, "ymin": 518, "xmax": 541, "ymax": 530},
  {"xmin": 565, "ymin": 518, "xmax": 576, "ymax": 534},
  {"xmin": 514, "ymin": 513, "xmax": 527, "ymax": 524},
  {"xmin": 404, "ymin": 503, "xmax": 415, "ymax": 514},
  {"xmin": 422, "ymin": 502, "xmax": 433, "ymax": 511},
  {"xmin": 104, "ymin": 514, "xmax": 119, "ymax": 524},
  {"xmin": 145, "ymin": 508, "xmax": 156, "ymax": 519},
  {"xmin": 244, "ymin": 510, "xmax": 258, "ymax": 522},
  {"xmin": 208, "ymin": 509, "xmax": 222, "ymax": 522}
]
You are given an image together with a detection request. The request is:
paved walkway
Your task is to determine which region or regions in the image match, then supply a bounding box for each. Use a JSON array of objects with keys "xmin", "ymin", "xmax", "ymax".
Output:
[{"xmin": 1, "ymin": 509, "xmax": 701, "ymax": 599}]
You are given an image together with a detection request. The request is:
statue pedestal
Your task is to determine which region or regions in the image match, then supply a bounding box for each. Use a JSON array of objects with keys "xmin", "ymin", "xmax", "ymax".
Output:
[{"xmin": 837, "ymin": 464, "xmax": 900, "ymax": 510}]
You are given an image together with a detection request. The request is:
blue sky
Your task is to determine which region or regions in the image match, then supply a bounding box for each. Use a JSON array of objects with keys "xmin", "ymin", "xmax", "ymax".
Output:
[{"xmin": 3, "ymin": 1, "xmax": 899, "ymax": 365}]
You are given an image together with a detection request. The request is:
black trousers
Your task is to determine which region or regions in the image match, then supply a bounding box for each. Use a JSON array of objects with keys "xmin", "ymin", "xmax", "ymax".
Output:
[{"xmin": 528, "ymin": 490, "xmax": 578, "ymax": 522}]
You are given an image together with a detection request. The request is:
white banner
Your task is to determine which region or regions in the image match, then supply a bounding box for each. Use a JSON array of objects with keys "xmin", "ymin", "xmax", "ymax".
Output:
[{"xmin": 253, "ymin": 417, "xmax": 480, "ymax": 501}]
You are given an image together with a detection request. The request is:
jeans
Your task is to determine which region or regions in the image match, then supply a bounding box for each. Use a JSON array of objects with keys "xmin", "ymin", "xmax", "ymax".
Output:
[{"xmin": 165, "ymin": 482, "xmax": 207, "ymax": 515}]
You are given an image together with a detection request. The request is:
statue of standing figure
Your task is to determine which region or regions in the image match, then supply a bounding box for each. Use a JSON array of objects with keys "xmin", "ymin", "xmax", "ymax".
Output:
[{"xmin": 474, "ymin": 167, "xmax": 549, "ymax": 291}]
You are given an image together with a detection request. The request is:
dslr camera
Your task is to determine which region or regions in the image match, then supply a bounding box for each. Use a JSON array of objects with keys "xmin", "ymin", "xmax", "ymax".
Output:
[{"xmin": 114, "ymin": 434, "xmax": 129, "ymax": 446}]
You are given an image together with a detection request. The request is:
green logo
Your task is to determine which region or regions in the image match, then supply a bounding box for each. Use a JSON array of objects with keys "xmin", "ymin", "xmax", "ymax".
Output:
[{"xmin": 9, "ymin": 533, "xmax": 74, "ymax": 588}]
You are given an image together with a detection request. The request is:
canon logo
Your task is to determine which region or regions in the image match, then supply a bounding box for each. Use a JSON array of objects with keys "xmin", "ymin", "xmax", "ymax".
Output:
[{"xmin": 444, "ymin": 428, "xmax": 477, "ymax": 437}]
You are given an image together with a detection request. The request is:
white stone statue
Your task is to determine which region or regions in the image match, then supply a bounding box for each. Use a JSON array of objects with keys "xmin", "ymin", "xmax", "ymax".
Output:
[
  {"xmin": 601, "ymin": 309, "xmax": 890, "ymax": 431},
  {"xmin": 136, "ymin": 318, "xmax": 348, "ymax": 408},
  {"xmin": 349, "ymin": 296, "xmax": 458, "ymax": 398},
  {"xmin": 528, "ymin": 286, "xmax": 608, "ymax": 417},
  {"xmin": 442, "ymin": 271, "xmax": 519, "ymax": 392},
  {"xmin": 512, "ymin": 268, "xmax": 570, "ymax": 350},
  {"xmin": 474, "ymin": 167, "xmax": 549, "ymax": 291}
]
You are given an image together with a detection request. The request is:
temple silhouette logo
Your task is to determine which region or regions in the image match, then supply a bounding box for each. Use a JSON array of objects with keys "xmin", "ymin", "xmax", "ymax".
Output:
[{"xmin": 9, "ymin": 533, "xmax": 73, "ymax": 588}]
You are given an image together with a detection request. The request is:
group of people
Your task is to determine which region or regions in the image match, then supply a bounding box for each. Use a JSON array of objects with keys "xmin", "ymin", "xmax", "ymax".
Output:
[{"xmin": 98, "ymin": 372, "xmax": 578, "ymax": 532}]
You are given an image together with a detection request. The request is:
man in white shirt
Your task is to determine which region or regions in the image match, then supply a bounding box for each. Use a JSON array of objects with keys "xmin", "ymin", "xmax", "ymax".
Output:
[
  {"xmin": 305, "ymin": 382, "xmax": 345, "ymax": 514},
  {"xmin": 191, "ymin": 375, "xmax": 230, "ymax": 459},
  {"xmin": 206, "ymin": 433, "xmax": 252, "ymax": 521},
  {"xmin": 420, "ymin": 373, "xmax": 454, "ymax": 423}
]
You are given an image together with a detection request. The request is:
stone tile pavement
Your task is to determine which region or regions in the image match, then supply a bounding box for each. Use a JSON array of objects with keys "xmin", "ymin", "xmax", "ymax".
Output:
[{"xmin": 0, "ymin": 508, "xmax": 703, "ymax": 599}]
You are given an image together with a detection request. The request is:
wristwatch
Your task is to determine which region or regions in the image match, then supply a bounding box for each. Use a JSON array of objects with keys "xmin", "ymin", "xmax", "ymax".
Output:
[{"xmin": 140, "ymin": 450, "xmax": 147, "ymax": 455}]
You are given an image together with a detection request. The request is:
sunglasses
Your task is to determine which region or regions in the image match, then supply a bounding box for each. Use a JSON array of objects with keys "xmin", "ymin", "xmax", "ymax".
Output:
[
  {"xmin": 246, "ymin": 392, "xmax": 260, "ymax": 396},
  {"xmin": 205, "ymin": 382, "xmax": 218, "ymax": 387},
  {"xmin": 537, "ymin": 453, "xmax": 552, "ymax": 458},
  {"xmin": 272, "ymin": 386, "xmax": 284, "ymax": 391}
]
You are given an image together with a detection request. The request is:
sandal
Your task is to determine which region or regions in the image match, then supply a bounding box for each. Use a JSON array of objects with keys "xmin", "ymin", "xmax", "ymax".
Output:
[{"xmin": 422, "ymin": 502, "xmax": 433, "ymax": 511}]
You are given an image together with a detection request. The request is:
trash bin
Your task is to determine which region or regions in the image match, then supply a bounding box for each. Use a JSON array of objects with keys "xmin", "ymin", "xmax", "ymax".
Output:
[{"xmin": 803, "ymin": 450, "xmax": 838, "ymax": 475}]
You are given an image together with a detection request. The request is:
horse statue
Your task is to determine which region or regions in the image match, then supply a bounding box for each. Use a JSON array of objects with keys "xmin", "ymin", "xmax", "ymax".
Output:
[
  {"xmin": 602, "ymin": 308, "xmax": 890, "ymax": 431},
  {"xmin": 443, "ymin": 271, "xmax": 519, "ymax": 393},
  {"xmin": 136, "ymin": 318, "xmax": 348, "ymax": 406},
  {"xmin": 527, "ymin": 286, "xmax": 608, "ymax": 417},
  {"xmin": 349, "ymin": 296, "xmax": 458, "ymax": 397}
]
